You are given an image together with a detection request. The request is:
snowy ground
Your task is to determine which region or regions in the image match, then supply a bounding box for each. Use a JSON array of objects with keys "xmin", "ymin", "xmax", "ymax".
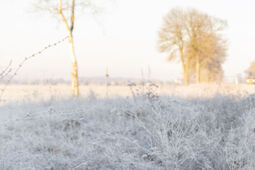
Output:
[{"xmin": 1, "ymin": 83, "xmax": 255, "ymax": 169}]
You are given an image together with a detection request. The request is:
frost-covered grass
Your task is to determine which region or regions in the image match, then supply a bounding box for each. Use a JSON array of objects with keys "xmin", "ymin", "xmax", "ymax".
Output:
[{"xmin": 1, "ymin": 84, "xmax": 255, "ymax": 169}]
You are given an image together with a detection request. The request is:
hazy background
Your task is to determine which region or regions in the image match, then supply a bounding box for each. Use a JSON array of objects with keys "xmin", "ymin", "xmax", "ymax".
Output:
[{"xmin": 1, "ymin": 0, "xmax": 254, "ymax": 82}]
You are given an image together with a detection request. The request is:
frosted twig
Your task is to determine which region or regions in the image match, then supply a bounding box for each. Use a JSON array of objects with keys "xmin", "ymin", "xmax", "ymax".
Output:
[
  {"xmin": 0, "ymin": 60, "xmax": 12, "ymax": 79},
  {"xmin": 0, "ymin": 36, "xmax": 68, "ymax": 102}
]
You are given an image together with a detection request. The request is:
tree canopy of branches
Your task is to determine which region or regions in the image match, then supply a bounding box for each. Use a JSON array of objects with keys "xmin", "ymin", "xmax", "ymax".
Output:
[
  {"xmin": 158, "ymin": 8, "xmax": 227, "ymax": 85},
  {"xmin": 187, "ymin": 32, "xmax": 227, "ymax": 82}
]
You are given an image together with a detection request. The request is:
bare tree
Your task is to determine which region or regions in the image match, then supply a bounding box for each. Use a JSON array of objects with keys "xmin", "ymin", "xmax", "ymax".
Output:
[
  {"xmin": 246, "ymin": 60, "xmax": 255, "ymax": 78},
  {"xmin": 158, "ymin": 8, "xmax": 227, "ymax": 84},
  {"xmin": 187, "ymin": 32, "xmax": 227, "ymax": 82},
  {"xmin": 185, "ymin": 9, "xmax": 227, "ymax": 83},
  {"xmin": 33, "ymin": 0, "xmax": 105, "ymax": 97},
  {"xmin": 201, "ymin": 34, "xmax": 227, "ymax": 82},
  {"xmin": 158, "ymin": 8, "xmax": 190, "ymax": 85}
]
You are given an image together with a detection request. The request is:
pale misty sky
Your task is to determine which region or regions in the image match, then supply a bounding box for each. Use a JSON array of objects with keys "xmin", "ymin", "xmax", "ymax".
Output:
[{"xmin": 0, "ymin": 0, "xmax": 254, "ymax": 81}]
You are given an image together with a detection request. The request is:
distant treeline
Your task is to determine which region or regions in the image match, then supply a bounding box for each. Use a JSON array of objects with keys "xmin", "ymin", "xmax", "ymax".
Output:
[{"xmin": 0, "ymin": 77, "xmax": 174, "ymax": 86}]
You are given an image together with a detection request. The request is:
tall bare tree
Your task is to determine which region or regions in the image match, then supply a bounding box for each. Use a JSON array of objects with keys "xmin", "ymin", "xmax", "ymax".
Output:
[
  {"xmin": 33, "ymin": 0, "xmax": 104, "ymax": 97},
  {"xmin": 158, "ymin": 8, "xmax": 190, "ymax": 85},
  {"xmin": 185, "ymin": 9, "xmax": 227, "ymax": 83},
  {"xmin": 158, "ymin": 8, "xmax": 227, "ymax": 84}
]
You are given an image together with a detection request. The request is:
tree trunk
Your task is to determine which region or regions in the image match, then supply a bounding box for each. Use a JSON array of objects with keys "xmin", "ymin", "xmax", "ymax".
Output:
[
  {"xmin": 69, "ymin": 34, "xmax": 79, "ymax": 97},
  {"xmin": 181, "ymin": 61, "xmax": 189, "ymax": 86},
  {"xmin": 180, "ymin": 48, "xmax": 189, "ymax": 86},
  {"xmin": 70, "ymin": 0, "xmax": 79, "ymax": 97},
  {"xmin": 196, "ymin": 54, "xmax": 200, "ymax": 83},
  {"xmin": 183, "ymin": 67, "xmax": 189, "ymax": 85},
  {"xmin": 185, "ymin": 58, "xmax": 191, "ymax": 85},
  {"xmin": 58, "ymin": 0, "xmax": 79, "ymax": 97}
]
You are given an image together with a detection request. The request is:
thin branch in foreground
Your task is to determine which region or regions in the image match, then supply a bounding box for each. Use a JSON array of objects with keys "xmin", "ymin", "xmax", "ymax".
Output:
[
  {"xmin": 0, "ymin": 36, "xmax": 68, "ymax": 102},
  {"xmin": 0, "ymin": 60, "xmax": 12, "ymax": 79}
]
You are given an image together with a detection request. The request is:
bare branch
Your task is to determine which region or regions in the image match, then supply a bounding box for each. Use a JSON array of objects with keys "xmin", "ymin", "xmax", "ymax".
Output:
[
  {"xmin": 0, "ymin": 36, "xmax": 68, "ymax": 101},
  {"xmin": 0, "ymin": 60, "xmax": 12, "ymax": 80}
]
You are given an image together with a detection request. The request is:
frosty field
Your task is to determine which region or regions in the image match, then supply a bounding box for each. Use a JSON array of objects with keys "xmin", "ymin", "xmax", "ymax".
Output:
[{"xmin": 1, "ymin": 83, "xmax": 255, "ymax": 169}]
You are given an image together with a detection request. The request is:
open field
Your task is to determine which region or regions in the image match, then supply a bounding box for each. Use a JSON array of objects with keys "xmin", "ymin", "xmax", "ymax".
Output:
[
  {"xmin": 1, "ymin": 83, "xmax": 255, "ymax": 105},
  {"xmin": 1, "ymin": 83, "xmax": 255, "ymax": 169}
]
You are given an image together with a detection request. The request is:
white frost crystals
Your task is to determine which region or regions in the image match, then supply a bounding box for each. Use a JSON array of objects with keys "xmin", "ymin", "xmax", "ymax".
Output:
[{"xmin": 1, "ymin": 84, "xmax": 255, "ymax": 169}]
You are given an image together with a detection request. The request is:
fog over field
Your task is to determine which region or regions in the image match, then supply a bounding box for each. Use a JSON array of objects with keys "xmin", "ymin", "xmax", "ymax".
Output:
[
  {"xmin": 1, "ymin": 84, "xmax": 255, "ymax": 169},
  {"xmin": 1, "ymin": 0, "xmax": 255, "ymax": 169}
]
